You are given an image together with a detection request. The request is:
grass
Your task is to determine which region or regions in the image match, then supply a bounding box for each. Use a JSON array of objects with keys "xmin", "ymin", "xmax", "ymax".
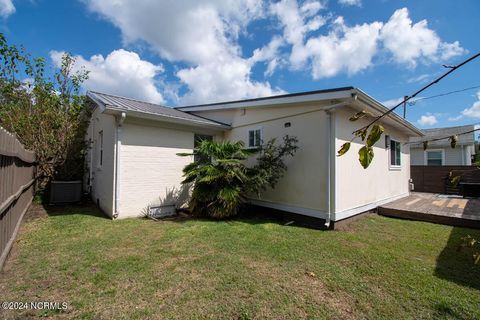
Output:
[{"xmin": 1, "ymin": 205, "xmax": 479, "ymax": 319}]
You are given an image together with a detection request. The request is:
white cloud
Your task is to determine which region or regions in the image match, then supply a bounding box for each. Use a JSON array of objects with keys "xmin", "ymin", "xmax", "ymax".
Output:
[
  {"xmin": 417, "ymin": 113, "xmax": 438, "ymax": 126},
  {"xmin": 271, "ymin": 4, "xmax": 465, "ymax": 79},
  {"xmin": 407, "ymin": 73, "xmax": 430, "ymax": 84},
  {"xmin": 78, "ymin": 1, "xmax": 466, "ymax": 102},
  {"xmin": 338, "ymin": 0, "xmax": 361, "ymax": 7},
  {"xmin": 270, "ymin": 0, "xmax": 326, "ymax": 70},
  {"xmin": 381, "ymin": 97, "xmax": 405, "ymax": 108},
  {"xmin": 84, "ymin": 0, "xmax": 263, "ymax": 64},
  {"xmin": 0, "ymin": 0, "xmax": 15, "ymax": 18},
  {"xmin": 271, "ymin": 1, "xmax": 383, "ymax": 80},
  {"xmin": 304, "ymin": 17, "xmax": 382, "ymax": 79},
  {"xmin": 84, "ymin": 0, "xmax": 283, "ymax": 104},
  {"xmin": 50, "ymin": 49, "xmax": 165, "ymax": 104},
  {"xmin": 249, "ymin": 36, "xmax": 285, "ymax": 76},
  {"xmin": 448, "ymin": 115, "xmax": 463, "ymax": 121},
  {"xmin": 380, "ymin": 8, "xmax": 466, "ymax": 66},
  {"xmin": 177, "ymin": 59, "xmax": 285, "ymax": 105},
  {"xmin": 460, "ymin": 91, "xmax": 480, "ymax": 119}
]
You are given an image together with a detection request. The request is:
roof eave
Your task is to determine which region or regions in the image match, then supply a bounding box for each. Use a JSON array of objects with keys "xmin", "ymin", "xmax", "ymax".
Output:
[
  {"xmin": 353, "ymin": 89, "xmax": 424, "ymax": 137},
  {"xmin": 176, "ymin": 87, "xmax": 356, "ymax": 112},
  {"xmin": 104, "ymin": 105, "xmax": 230, "ymax": 130},
  {"xmin": 86, "ymin": 91, "xmax": 107, "ymax": 113}
]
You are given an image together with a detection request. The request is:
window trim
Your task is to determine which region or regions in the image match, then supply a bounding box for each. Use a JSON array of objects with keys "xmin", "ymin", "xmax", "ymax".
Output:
[
  {"xmin": 424, "ymin": 149, "xmax": 445, "ymax": 166},
  {"xmin": 388, "ymin": 138, "xmax": 402, "ymax": 170},
  {"xmin": 97, "ymin": 130, "xmax": 104, "ymax": 169},
  {"xmin": 247, "ymin": 127, "xmax": 263, "ymax": 149}
]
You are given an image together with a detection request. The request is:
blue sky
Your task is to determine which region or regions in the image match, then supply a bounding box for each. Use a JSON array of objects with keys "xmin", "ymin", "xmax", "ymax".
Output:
[{"xmin": 1, "ymin": 0, "xmax": 479, "ymax": 129}]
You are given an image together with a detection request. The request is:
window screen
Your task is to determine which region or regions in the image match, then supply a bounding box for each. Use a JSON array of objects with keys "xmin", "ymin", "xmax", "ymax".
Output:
[
  {"xmin": 98, "ymin": 131, "xmax": 103, "ymax": 167},
  {"xmin": 426, "ymin": 151, "xmax": 443, "ymax": 166},
  {"xmin": 390, "ymin": 140, "xmax": 401, "ymax": 166},
  {"xmin": 248, "ymin": 129, "xmax": 262, "ymax": 148}
]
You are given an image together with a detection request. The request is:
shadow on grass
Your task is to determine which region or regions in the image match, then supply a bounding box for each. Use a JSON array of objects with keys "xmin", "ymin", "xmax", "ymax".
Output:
[
  {"xmin": 160, "ymin": 204, "xmax": 329, "ymax": 231},
  {"xmin": 434, "ymin": 301, "xmax": 471, "ymax": 320},
  {"xmin": 434, "ymin": 227, "xmax": 480, "ymax": 291},
  {"xmin": 40, "ymin": 201, "xmax": 110, "ymax": 220}
]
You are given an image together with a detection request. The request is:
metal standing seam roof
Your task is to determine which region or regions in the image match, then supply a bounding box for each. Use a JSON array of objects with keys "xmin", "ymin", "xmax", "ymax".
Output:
[
  {"xmin": 87, "ymin": 91, "xmax": 229, "ymax": 127},
  {"xmin": 421, "ymin": 124, "xmax": 476, "ymax": 138},
  {"xmin": 410, "ymin": 124, "xmax": 477, "ymax": 146}
]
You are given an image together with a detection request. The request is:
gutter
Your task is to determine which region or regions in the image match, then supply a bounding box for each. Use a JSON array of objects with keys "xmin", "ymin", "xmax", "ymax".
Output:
[
  {"xmin": 323, "ymin": 95, "xmax": 357, "ymax": 227},
  {"xmin": 105, "ymin": 106, "xmax": 230, "ymax": 129},
  {"xmin": 113, "ymin": 112, "xmax": 126, "ymax": 219}
]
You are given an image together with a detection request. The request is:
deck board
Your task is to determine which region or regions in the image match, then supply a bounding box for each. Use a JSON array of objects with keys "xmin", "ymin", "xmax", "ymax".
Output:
[{"xmin": 378, "ymin": 192, "xmax": 480, "ymax": 228}]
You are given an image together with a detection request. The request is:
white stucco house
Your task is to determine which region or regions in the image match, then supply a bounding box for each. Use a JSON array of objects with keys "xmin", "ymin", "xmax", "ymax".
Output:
[
  {"xmin": 410, "ymin": 124, "xmax": 477, "ymax": 166},
  {"xmin": 85, "ymin": 87, "xmax": 423, "ymax": 227}
]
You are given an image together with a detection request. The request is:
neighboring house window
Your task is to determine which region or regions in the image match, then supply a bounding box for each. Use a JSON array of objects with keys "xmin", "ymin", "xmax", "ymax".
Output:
[
  {"xmin": 248, "ymin": 129, "xmax": 262, "ymax": 148},
  {"xmin": 98, "ymin": 130, "xmax": 103, "ymax": 167},
  {"xmin": 426, "ymin": 150, "xmax": 443, "ymax": 166},
  {"xmin": 390, "ymin": 139, "xmax": 401, "ymax": 167},
  {"xmin": 194, "ymin": 134, "xmax": 213, "ymax": 162}
]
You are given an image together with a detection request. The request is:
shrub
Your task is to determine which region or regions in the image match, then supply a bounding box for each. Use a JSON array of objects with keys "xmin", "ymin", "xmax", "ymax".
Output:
[
  {"xmin": 178, "ymin": 136, "xmax": 298, "ymax": 218},
  {"xmin": 0, "ymin": 33, "xmax": 90, "ymax": 189}
]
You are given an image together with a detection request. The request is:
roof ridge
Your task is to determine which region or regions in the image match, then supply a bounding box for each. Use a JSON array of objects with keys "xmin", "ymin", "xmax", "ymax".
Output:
[
  {"xmin": 89, "ymin": 90, "xmax": 169, "ymax": 108},
  {"xmin": 422, "ymin": 124, "xmax": 477, "ymax": 131},
  {"xmin": 175, "ymin": 86, "xmax": 355, "ymax": 109}
]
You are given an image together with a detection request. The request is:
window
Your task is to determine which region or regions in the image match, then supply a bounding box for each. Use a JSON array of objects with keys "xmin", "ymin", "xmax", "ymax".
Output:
[
  {"xmin": 98, "ymin": 130, "xmax": 104, "ymax": 167},
  {"xmin": 390, "ymin": 139, "xmax": 401, "ymax": 167},
  {"xmin": 248, "ymin": 129, "xmax": 262, "ymax": 148},
  {"xmin": 194, "ymin": 134, "xmax": 213, "ymax": 163},
  {"xmin": 426, "ymin": 150, "xmax": 443, "ymax": 166}
]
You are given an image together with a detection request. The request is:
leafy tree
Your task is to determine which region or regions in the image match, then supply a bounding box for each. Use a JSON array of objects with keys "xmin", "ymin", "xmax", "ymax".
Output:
[
  {"xmin": 178, "ymin": 136, "xmax": 298, "ymax": 218},
  {"xmin": 0, "ymin": 33, "xmax": 90, "ymax": 189}
]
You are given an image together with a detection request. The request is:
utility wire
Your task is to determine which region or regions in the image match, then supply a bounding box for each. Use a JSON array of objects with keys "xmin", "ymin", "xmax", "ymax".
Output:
[
  {"xmin": 408, "ymin": 85, "xmax": 480, "ymax": 105},
  {"xmin": 353, "ymin": 51, "xmax": 480, "ymax": 136},
  {"xmin": 405, "ymin": 124, "xmax": 480, "ymax": 145}
]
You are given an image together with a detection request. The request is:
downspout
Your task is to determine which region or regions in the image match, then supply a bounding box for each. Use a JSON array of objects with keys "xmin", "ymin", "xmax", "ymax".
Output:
[
  {"xmin": 325, "ymin": 110, "xmax": 332, "ymax": 228},
  {"xmin": 88, "ymin": 118, "xmax": 94, "ymax": 193},
  {"xmin": 114, "ymin": 112, "xmax": 126, "ymax": 219},
  {"xmin": 323, "ymin": 93, "xmax": 358, "ymax": 228}
]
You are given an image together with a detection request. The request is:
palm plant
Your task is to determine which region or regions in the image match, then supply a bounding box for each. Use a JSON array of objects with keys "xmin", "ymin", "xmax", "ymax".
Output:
[
  {"xmin": 178, "ymin": 136, "xmax": 298, "ymax": 219},
  {"xmin": 178, "ymin": 140, "xmax": 258, "ymax": 218}
]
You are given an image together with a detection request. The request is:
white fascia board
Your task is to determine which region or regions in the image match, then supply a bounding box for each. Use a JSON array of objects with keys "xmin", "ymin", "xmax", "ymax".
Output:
[
  {"xmin": 177, "ymin": 90, "xmax": 355, "ymax": 112},
  {"xmin": 354, "ymin": 90, "xmax": 424, "ymax": 137},
  {"xmin": 86, "ymin": 91, "xmax": 107, "ymax": 113},
  {"xmin": 104, "ymin": 107, "xmax": 229, "ymax": 131}
]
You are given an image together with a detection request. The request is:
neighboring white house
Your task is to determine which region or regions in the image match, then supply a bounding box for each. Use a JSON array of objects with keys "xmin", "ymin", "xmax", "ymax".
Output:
[
  {"xmin": 410, "ymin": 125, "xmax": 476, "ymax": 166},
  {"xmin": 85, "ymin": 88, "xmax": 423, "ymax": 227}
]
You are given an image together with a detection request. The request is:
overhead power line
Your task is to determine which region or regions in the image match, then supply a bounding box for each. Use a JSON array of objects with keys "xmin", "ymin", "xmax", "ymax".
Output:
[
  {"xmin": 408, "ymin": 85, "xmax": 480, "ymax": 105},
  {"xmin": 405, "ymin": 124, "xmax": 480, "ymax": 145},
  {"xmin": 353, "ymin": 51, "xmax": 480, "ymax": 136}
]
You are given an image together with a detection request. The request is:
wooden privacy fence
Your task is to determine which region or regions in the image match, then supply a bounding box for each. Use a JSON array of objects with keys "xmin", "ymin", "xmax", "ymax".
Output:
[
  {"xmin": 411, "ymin": 165, "xmax": 480, "ymax": 194},
  {"xmin": 0, "ymin": 126, "xmax": 36, "ymax": 270}
]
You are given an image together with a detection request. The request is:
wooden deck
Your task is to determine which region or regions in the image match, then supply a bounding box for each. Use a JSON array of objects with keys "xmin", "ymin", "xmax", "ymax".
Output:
[{"xmin": 378, "ymin": 192, "xmax": 480, "ymax": 229}]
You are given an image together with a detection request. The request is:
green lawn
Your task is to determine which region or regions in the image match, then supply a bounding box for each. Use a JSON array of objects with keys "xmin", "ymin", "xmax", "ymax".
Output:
[{"xmin": 1, "ymin": 205, "xmax": 479, "ymax": 319}]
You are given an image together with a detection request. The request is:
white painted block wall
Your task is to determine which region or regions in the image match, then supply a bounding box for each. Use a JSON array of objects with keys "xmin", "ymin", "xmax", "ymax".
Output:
[{"xmin": 118, "ymin": 121, "xmax": 195, "ymax": 218}]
